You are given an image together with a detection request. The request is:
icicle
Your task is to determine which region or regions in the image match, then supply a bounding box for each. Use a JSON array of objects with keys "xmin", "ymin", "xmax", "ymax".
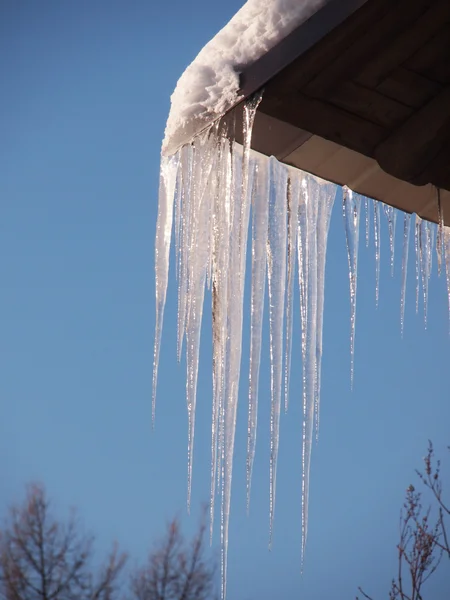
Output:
[
  {"xmin": 267, "ymin": 156, "xmax": 288, "ymax": 547},
  {"xmin": 437, "ymin": 188, "xmax": 444, "ymax": 276},
  {"xmin": 428, "ymin": 223, "xmax": 435, "ymax": 282},
  {"xmin": 284, "ymin": 175, "xmax": 299, "ymax": 413},
  {"xmin": 365, "ymin": 196, "xmax": 370, "ymax": 248},
  {"xmin": 205, "ymin": 122, "xmax": 221, "ymax": 291},
  {"xmin": 177, "ymin": 144, "xmax": 193, "ymax": 362},
  {"xmin": 213, "ymin": 138, "xmax": 234, "ymax": 527},
  {"xmin": 174, "ymin": 167, "xmax": 182, "ymax": 281},
  {"xmin": 221, "ymin": 93, "xmax": 261, "ymax": 600},
  {"xmin": 221, "ymin": 141, "xmax": 242, "ymax": 600},
  {"xmin": 373, "ymin": 200, "xmax": 381, "ymax": 307},
  {"xmin": 400, "ymin": 213, "xmax": 411, "ymax": 337},
  {"xmin": 297, "ymin": 173, "xmax": 309, "ymax": 514},
  {"xmin": 444, "ymin": 226, "xmax": 450, "ymax": 329},
  {"xmin": 221, "ymin": 144, "xmax": 253, "ymax": 600},
  {"xmin": 303, "ymin": 175, "xmax": 318, "ymax": 564},
  {"xmin": 153, "ymin": 151, "xmax": 180, "ymax": 426},
  {"xmin": 297, "ymin": 174, "xmax": 336, "ymax": 563},
  {"xmin": 297, "ymin": 178, "xmax": 308, "ymax": 392},
  {"xmin": 420, "ymin": 218, "xmax": 430, "ymax": 328},
  {"xmin": 247, "ymin": 156, "xmax": 269, "ymax": 511},
  {"xmin": 383, "ymin": 204, "xmax": 397, "ymax": 276},
  {"xmin": 343, "ymin": 188, "xmax": 361, "ymax": 389},
  {"xmin": 313, "ymin": 181, "xmax": 335, "ymax": 440},
  {"xmin": 415, "ymin": 214, "xmax": 422, "ymax": 314},
  {"xmin": 186, "ymin": 133, "xmax": 216, "ymax": 512},
  {"xmin": 210, "ymin": 136, "xmax": 232, "ymax": 542},
  {"xmin": 297, "ymin": 176, "xmax": 312, "ymax": 564},
  {"xmin": 210, "ymin": 135, "xmax": 236, "ymax": 556}
]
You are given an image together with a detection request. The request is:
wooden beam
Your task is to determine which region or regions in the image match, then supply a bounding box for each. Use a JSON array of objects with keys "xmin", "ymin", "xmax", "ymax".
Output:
[
  {"xmin": 356, "ymin": 0, "xmax": 450, "ymax": 88},
  {"xmin": 260, "ymin": 0, "xmax": 393, "ymax": 96},
  {"xmin": 221, "ymin": 103, "xmax": 313, "ymax": 161},
  {"xmin": 239, "ymin": 0, "xmax": 370, "ymax": 98},
  {"xmin": 406, "ymin": 23, "xmax": 450, "ymax": 84},
  {"xmin": 413, "ymin": 139, "xmax": 450, "ymax": 190},
  {"xmin": 304, "ymin": 0, "xmax": 433, "ymax": 97},
  {"xmin": 376, "ymin": 67, "xmax": 442, "ymax": 108},
  {"xmin": 260, "ymin": 92, "xmax": 386, "ymax": 156},
  {"xmin": 329, "ymin": 81, "xmax": 413, "ymax": 128},
  {"xmin": 375, "ymin": 85, "xmax": 450, "ymax": 182}
]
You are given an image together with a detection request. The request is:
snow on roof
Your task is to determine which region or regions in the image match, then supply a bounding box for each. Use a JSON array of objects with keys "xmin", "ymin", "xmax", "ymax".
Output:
[{"xmin": 162, "ymin": 0, "xmax": 330, "ymax": 156}]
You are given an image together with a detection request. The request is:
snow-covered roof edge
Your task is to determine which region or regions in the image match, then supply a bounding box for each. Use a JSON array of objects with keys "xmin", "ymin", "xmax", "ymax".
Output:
[{"xmin": 162, "ymin": 0, "xmax": 331, "ymax": 156}]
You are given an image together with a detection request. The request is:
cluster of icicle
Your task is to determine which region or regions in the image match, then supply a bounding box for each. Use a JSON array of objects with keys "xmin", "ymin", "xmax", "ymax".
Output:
[{"xmin": 153, "ymin": 97, "xmax": 450, "ymax": 599}]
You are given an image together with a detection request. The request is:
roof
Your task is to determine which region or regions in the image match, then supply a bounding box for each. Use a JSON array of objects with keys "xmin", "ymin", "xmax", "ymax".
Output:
[
  {"xmin": 220, "ymin": 0, "xmax": 450, "ymax": 224},
  {"xmin": 162, "ymin": 0, "xmax": 333, "ymax": 155}
]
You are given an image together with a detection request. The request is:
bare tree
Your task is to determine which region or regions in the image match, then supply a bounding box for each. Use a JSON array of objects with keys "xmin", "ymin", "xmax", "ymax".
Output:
[
  {"xmin": 130, "ymin": 510, "xmax": 216, "ymax": 600},
  {"xmin": 0, "ymin": 484, "xmax": 127, "ymax": 600},
  {"xmin": 358, "ymin": 442, "xmax": 449, "ymax": 600}
]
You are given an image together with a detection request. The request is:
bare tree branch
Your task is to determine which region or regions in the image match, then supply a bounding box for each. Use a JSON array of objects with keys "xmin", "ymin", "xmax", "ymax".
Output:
[
  {"xmin": 358, "ymin": 443, "xmax": 449, "ymax": 600},
  {"xmin": 0, "ymin": 484, "xmax": 127, "ymax": 600},
  {"xmin": 130, "ymin": 507, "xmax": 216, "ymax": 600}
]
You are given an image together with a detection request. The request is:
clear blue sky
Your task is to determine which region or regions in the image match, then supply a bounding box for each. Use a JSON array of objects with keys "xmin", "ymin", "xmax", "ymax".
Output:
[{"xmin": 1, "ymin": 1, "xmax": 449, "ymax": 598}]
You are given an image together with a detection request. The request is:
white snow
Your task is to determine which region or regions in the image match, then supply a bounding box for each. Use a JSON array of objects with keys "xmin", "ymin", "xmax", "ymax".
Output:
[{"xmin": 162, "ymin": 0, "xmax": 331, "ymax": 156}]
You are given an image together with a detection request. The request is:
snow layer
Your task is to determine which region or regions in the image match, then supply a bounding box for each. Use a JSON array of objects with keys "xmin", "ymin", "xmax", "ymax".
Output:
[{"xmin": 162, "ymin": 0, "xmax": 330, "ymax": 155}]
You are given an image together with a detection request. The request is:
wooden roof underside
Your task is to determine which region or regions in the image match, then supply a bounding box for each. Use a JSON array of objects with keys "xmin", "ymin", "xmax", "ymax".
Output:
[{"xmin": 224, "ymin": 0, "xmax": 450, "ymax": 224}]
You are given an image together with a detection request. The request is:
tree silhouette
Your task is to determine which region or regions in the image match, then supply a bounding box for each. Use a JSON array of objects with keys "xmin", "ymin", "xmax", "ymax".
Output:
[
  {"xmin": 130, "ymin": 509, "xmax": 216, "ymax": 600},
  {"xmin": 0, "ymin": 484, "xmax": 127, "ymax": 600},
  {"xmin": 358, "ymin": 442, "xmax": 449, "ymax": 600}
]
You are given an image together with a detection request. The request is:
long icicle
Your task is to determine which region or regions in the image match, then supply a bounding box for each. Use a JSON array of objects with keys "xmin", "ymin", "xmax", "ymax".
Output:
[
  {"xmin": 427, "ymin": 221, "xmax": 434, "ymax": 283},
  {"xmin": 211, "ymin": 135, "xmax": 234, "ymax": 541},
  {"xmin": 415, "ymin": 214, "xmax": 422, "ymax": 314},
  {"xmin": 174, "ymin": 163, "xmax": 182, "ymax": 282},
  {"xmin": 297, "ymin": 173, "xmax": 337, "ymax": 564},
  {"xmin": 300, "ymin": 174, "xmax": 318, "ymax": 564},
  {"xmin": 365, "ymin": 196, "xmax": 370, "ymax": 248},
  {"xmin": 153, "ymin": 151, "xmax": 180, "ymax": 426},
  {"xmin": 177, "ymin": 144, "xmax": 193, "ymax": 362},
  {"xmin": 222, "ymin": 143, "xmax": 254, "ymax": 600},
  {"xmin": 373, "ymin": 200, "xmax": 381, "ymax": 307},
  {"xmin": 297, "ymin": 176, "xmax": 308, "ymax": 419},
  {"xmin": 420, "ymin": 218, "xmax": 430, "ymax": 329},
  {"xmin": 210, "ymin": 138, "xmax": 227, "ymax": 542},
  {"xmin": 297, "ymin": 176, "xmax": 308, "ymax": 558},
  {"xmin": 400, "ymin": 213, "xmax": 411, "ymax": 337},
  {"xmin": 212, "ymin": 135, "xmax": 234, "ymax": 569},
  {"xmin": 444, "ymin": 226, "xmax": 450, "ymax": 330},
  {"xmin": 284, "ymin": 175, "xmax": 299, "ymax": 413},
  {"xmin": 383, "ymin": 204, "xmax": 397, "ymax": 277},
  {"xmin": 186, "ymin": 132, "xmax": 216, "ymax": 512},
  {"xmin": 221, "ymin": 93, "xmax": 261, "ymax": 600},
  {"xmin": 247, "ymin": 155, "xmax": 269, "ymax": 511},
  {"xmin": 221, "ymin": 142, "xmax": 242, "ymax": 600},
  {"xmin": 314, "ymin": 180, "xmax": 336, "ymax": 439},
  {"xmin": 214, "ymin": 138, "xmax": 234, "ymax": 521},
  {"xmin": 437, "ymin": 188, "xmax": 444, "ymax": 276},
  {"xmin": 297, "ymin": 175, "xmax": 310, "ymax": 564},
  {"xmin": 267, "ymin": 156, "xmax": 288, "ymax": 548},
  {"xmin": 343, "ymin": 188, "xmax": 361, "ymax": 389}
]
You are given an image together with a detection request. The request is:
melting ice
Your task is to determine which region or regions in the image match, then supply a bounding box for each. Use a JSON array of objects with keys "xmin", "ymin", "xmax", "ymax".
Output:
[{"xmin": 153, "ymin": 99, "xmax": 449, "ymax": 599}]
